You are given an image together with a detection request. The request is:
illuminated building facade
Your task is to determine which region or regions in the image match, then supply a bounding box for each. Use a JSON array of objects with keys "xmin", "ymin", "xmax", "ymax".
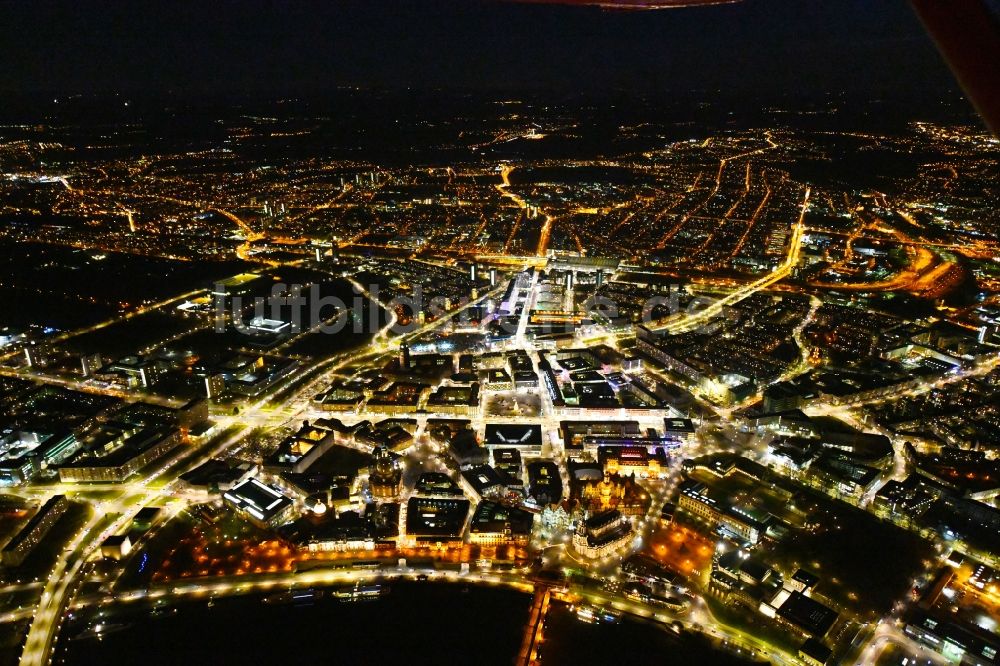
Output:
[
  {"xmin": 369, "ymin": 445, "xmax": 402, "ymax": 499},
  {"xmin": 1, "ymin": 495, "xmax": 69, "ymax": 567},
  {"xmin": 572, "ymin": 509, "xmax": 633, "ymax": 559},
  {"xmin": 576, "ymin": 470, "xmax": 649, "ymax": 516},
  {"xmin": 599, "ymin": 446, "xmax": 668, "ymax": 479},
  {"xmin": 223, "ymin": 478, "xmax": 294, "ymax": 528},
  {"xmin": 468, "ymin": 501, "xmax": 533, "ymax": 546}
]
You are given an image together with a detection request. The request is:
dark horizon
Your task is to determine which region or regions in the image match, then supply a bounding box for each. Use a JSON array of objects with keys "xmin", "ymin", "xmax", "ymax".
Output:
[{"xmin": 0, "ymin": 0, "xmax": 963, "ymax": 103}]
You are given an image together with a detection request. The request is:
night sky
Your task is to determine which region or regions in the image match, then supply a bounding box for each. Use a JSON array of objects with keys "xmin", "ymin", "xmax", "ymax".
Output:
[{"xmin": 0, "ymin": 0, "xmax": 961, "ymax": 100}]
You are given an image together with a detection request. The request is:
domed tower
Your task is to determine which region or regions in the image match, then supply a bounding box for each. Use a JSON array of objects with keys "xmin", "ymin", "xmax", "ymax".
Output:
[{"xmin": 369, "ymin": 446, "xmax": 402, "ymax": 499}]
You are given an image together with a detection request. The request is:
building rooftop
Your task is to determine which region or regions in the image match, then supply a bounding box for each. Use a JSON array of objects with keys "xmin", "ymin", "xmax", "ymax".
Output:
[
  {"xmin": 585, "ymin": 509, "xmax": 624, "ymax": 531},
  {"xmin": 484, "ymin": 423, "xmax": 543, "ymax": 447},
  {"xmin": 223, "ymin": 478, "xmax": 293, "ymax": 524},
  {"xmin": 469, "ymin": 501, "xmax": 533, "ymax": 537},
  {"xmin": 405, "ymin": 497, "xmax": 470, "ymax": 539},
  {"xmin": 663, "ymin": 418, "xmax": 695, "ymax": 433},
  {"xmin": 777, "ymin": 591, "xmax": 838, "ymax": 636},
  {"xmin": 461, "ymin": 465, "xmax": 505, "ymax": 495},
  {"xmin": 799, "ymin": 638, "xmax": 833, "ymax": 665},
  {"xmin": 61, "ymin": 425, "xmax": 178, "ymax": 472},
  {"xmin": 792, "ymin": 568, "xmax": 820, "ymax": 589},
  {"xmin": 414, "ymin": 472, "xmax": 464, "ymax": 496}
]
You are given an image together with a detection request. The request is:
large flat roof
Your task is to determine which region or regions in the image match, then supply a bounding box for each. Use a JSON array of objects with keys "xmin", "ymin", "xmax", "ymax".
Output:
[
  {"xmin": 778, "ymin": 591, "xmax": 838, "ymax": 636},
  {"xmin": 484, "ymin": 423, "xmax": 543, "ymax": 446},
  {"xmin": 224, "ymin": 478, "xmax": 292, "ymax": 523},
  {"xmin": 405, "ymin": 497, "xmax": 470, "ymax": 538},
  {"xmin": 470, "ymin": 500, "xmax": 533, "ymax": 535}
]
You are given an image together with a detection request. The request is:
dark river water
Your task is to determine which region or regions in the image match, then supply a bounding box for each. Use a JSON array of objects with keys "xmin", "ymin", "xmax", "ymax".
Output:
[{"xmin": 55, "ymin": 582, "xmax": 758, "ymax": 665}]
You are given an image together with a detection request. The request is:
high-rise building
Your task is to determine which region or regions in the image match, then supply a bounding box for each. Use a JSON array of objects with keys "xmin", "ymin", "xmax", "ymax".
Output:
[
  {"xmin": 399, "ymin": 343, "xmax": 411, "ymax": 370},
  {"xmin": 1, "ymin": 496, "xmax": 69, "ymax": 566},
  {"xmin": 81, "ymin": 353, "xmax": 103, "ymax": 378},
  {"xmin": 470, "ymin": 263, "xmax": 478, "ymax": 282},
  {"xmin": 205, "ymin": 374, "xmax": 227, "ymax": 399},
  {"xmin": 489, "ymin": 268, "xmax": 497, "ymax": 286},
  {"xmin": 24, "ymin": 344, "xmax": 43, "ymax": 368}
]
